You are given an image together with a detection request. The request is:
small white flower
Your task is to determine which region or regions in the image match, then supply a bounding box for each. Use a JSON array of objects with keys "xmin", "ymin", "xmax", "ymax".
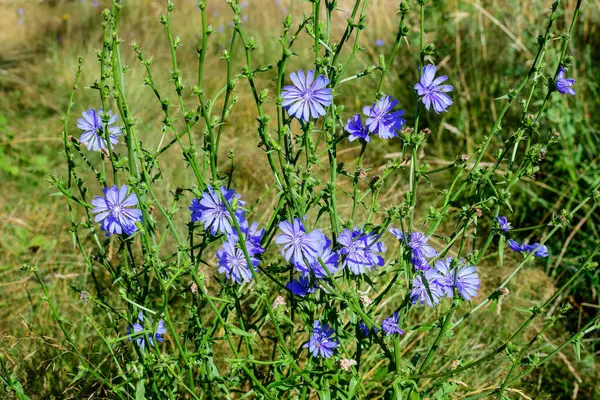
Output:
[
  {"xmin": 272, "ymin": 296, "xmax": 286, "ymax": 309},
  {"xmin": 360, "ymin": 294, "xmax": 373, "ymax": 307},
  {"xmin": 339, "ymin": 359, "xmax": 358, "ymax": 371}
]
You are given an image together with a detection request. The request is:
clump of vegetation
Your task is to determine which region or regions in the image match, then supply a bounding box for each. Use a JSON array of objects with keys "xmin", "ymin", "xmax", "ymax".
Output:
[{"xmin": 1, "ymin": 0, "xmax": 599, "ymax": 399}]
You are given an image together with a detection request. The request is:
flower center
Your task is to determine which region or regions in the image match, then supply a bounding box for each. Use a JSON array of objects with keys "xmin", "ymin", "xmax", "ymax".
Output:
[
  {"xmin": 292, "ymin": 234, "xmax": 304, "ymax": 247},
  {"xmin": 217, "ymin": 205, "xmax": 229, "ymax": 218},
  {"xmin": 231, "ymin": 250, "xmax": 247, "ymax": 269},
  {"xmin": 111, "ymin": 205, "xmax": 123, "ymax": 216}
]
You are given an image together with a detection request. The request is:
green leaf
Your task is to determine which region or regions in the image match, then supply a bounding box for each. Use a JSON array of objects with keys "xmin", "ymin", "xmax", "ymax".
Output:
[
  {"xmin": 114, "ymin": 157, "xmax": 129, "ymax": 168},
  {"xmin": 409, "ymin": 387, "xmax": 422, "ymax": 400},
  {"xmin": 417, "ymin": 323, "xmax": 436, "ymax": 331},
  {"xmin": 228, "ymin": 325, "xmax": 255, "ymax": 337},
  {"xmin": 317, "ymin": 391, "xmax": 331, "ymax": 400},
  {"xmin": 317, "ymin": 385, "xmax": 331, "ymax": 400},
  {"xmin": 266, "ymin": 377, "xmax": 298, "ymax": 390},
  {"xmin": 8, "ymin": 379, "xmax": 31, "ymax": 400},
  {"xmin": 512, "ymin": 306, "xmax": 535, "ymax": 314},
  {"xmin": 572, "ymin": 339, "xmax": 585, "ymax": 363},
  {"xmin": 392, "ymin": 380, "xmax": 403, "ymax": 400},
  {"xmin": 489, "ymin": 297, "xmax": 499, "ymax": 313},
  {"xmin": 433, "ymin": 382, "xmax": 457, "ymax": 399},
  {"xmin": 135, "ymin": 379, "xmax": 145, "ymax": 400},
  {"xmin": 442, "ymin": 382, "xmax": 457, "ymax": 394},
  {"xmin": 499, "ymin": 235, "xmax": 505, "ymax": 268},
  {"xmin": 348, "ymin": 377, "xmax": 360, "ymax": 399},
  {"xmin": 573, "ymin": 340, "xmax": 581, "ymax": 362}
]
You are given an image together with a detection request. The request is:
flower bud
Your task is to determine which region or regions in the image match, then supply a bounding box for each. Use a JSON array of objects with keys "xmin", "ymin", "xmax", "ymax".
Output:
[
  {"xmin": 79, "ymin": 291, "xmax": 89, "ymax": 303},
  {"xmin": 423, "ymin": 43, "xmax": 436, "ymax": 55},
  {"xmin": 471, "ymin": 205, "xmax": 483, "ymax": 218},
  {"xmin": 190, "ymin": 283, "xmax": 199, "ymax": 295}
]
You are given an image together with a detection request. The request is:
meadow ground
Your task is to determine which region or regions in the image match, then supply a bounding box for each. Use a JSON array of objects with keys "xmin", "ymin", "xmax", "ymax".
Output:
[{"xmin": 1, "ymin": 0, "xmax": 599, "ymax": 398}]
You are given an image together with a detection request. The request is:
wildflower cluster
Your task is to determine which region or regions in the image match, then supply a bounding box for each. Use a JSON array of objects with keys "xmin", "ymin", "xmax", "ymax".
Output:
[
  {"xmin": 190, "ymin": 186, "xmax": 265, "ymax": 284},
  {"xmin": 39, "ymin": 1, "xmax": 598, "ymax": 399}
]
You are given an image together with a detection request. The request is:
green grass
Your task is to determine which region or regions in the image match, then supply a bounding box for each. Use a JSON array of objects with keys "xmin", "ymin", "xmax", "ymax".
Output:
[{"xmin": 1, "ymin": 0, "xmax": 599, "ymax": 398}]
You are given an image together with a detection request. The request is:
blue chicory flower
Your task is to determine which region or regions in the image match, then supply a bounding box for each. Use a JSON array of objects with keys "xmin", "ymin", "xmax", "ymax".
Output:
[
  {"xmin": 414, "ymin": 64, "xmax": 453, "ymax": 113},
  {"xmin": 432, "ymin": 257, "xmax": 454, "ymax": 297},
  {"xmin": 286, "ymin": 276, "xmax": 316, "ymax": 297},
  {"xmin": 555, "ymin": 66, "xmax": 575, "ymax": 96},
  {"xmin": 433, "ymin": 257, "xmax": 480, "ymax": 300},
  {"xmin": 375, "ymin": 39, "xmax": 384, "ymax": 47},
  {"xmin": 281, "ymin": 70, "xmax": 333, "ymax": 121},
  {"xmin": 362, "ymin": 95, "xmax": 405, "ymax": 139},
  {"xmin": 338, "ymin": 228, "xmax": 386, "ymax": 275},
  {"xmin": 523, "ymin": 243, "xmax": 549, "ymax": 258},
  {"xmin": 232, "ymin": 220, "xmax": 265, "ymax": 256},
  {"xmin": 508, "ymin": 239, "xmax": 549, "ymax": 258},
  {"xmin": 508, "ymin": 239, "xmax": 525, "ymax": 252},
  {"xmin": 91, "ymin": 185, "xmax": 142, "ymax": 237},
  {"xmin": 216, "ymin": 238, "xmax": 259, "ymax": 284},
  {"xmin": 411, "ymin": 255, "xmax": 431, "ymax": 271},
  {"xmin": 496, "ymin": 216, "xmax": 512, "ymax": 232},
  {"xmin": 381, "ymin": 312, "xmax": 405, "ymax": 336},
  {"xmin": 127, "ymin": 312, "xmax": 167, "ymax": 349},
  {"xmin": 390, "ymin": 229, "xmax": 438, "ymax": 260},
  {"xmin": 407, "ymin": 231, "xmax": 438, "ymax": 258},
  {"xmin": 388, "ymin": 227, "xmax": 405, "ymax": 240},
  {"xmin": 345, "ymin": 114, "xmax": 371, "ymax": 142},
  {"xmin": 190, "ymin": 186, "xmax": 246, "ymax": 236},
  {"xmin": 77, "ymin": 108, "xmax": 122, "ymax": 151},
  {"xmin": 358, "ymin": 322, "xmax": 370, "ymax": 337},
  {"xmin": 303, "ymin": 321, "xmax": 338, "ymax": 358},
  {"xmin": 450, "ymin": 264, "xmax": 480, "ymax": 301},
  {"xmin": 275, "ymin": 217, "xmax": 327, "ymax": 266},
  {"xmin": 359, "ymin": 321, "xmax": 379, "ymax": 337},
  {"xmin": 294, "ymin": 237, "xmax": 340, "ymax": 279},
  {"xmin": 410, "ymin": 270, "xmax": 445, "ymax": 307}
]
